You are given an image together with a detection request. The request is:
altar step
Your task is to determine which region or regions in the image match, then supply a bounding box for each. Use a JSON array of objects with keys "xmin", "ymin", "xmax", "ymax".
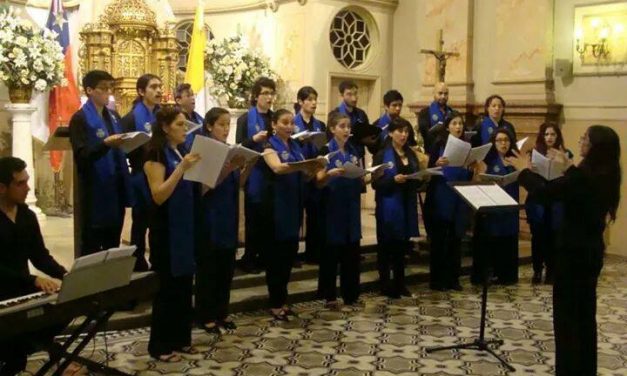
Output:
[{"xmin": 88, "ymin": 239, "xmax": 531, "ymax": 333}]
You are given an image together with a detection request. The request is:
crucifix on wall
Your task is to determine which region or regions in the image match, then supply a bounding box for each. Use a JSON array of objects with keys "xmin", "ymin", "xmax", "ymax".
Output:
[{"xmin": 420, "ymin": 29, "xmax": 459, "ymax": 82}]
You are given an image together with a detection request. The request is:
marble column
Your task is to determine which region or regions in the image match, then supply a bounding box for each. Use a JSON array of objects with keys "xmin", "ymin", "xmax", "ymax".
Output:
[{"xmin": 5, "ymin": 103, "xmax": 46, "ymax": 221}]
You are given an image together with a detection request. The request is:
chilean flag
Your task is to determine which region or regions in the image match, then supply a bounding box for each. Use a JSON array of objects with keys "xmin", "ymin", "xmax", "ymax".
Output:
[{"xmin": 46, "ymin": 0, "xmax": 80, "ymax": 173}]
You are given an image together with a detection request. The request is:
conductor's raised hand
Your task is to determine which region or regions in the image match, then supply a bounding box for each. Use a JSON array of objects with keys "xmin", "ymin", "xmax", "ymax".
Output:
[
  {"xmin": 104, "ymin": 134, "xmax": 124, "ymax": 148},
  {"xmin": 180, "ymin": 153, "xmax": 201, "ymax": 171},
  {"xmin": 505, "ymin": 150, "xmax": 530, "ymax": 171},
  {"xmin": 547, "ymin": 148, "xmax": 573, "ymax": 169},
  {"xmin": 253, "ymin": 130, "xmax": 268, "ymax": 143}
]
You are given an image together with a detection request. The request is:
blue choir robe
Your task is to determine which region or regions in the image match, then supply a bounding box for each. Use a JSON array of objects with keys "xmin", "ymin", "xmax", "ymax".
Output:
[
  {"xmin": 320, "ymin": 139, "xmax": 362, "ymax": 246},
  {"xmin": 80, "ymin": 99, "xmax": 133, "ymax": 227},
  {"xmin": 245, "ymin": 107, "xmax": 268, "ymax": 203},
  {"xmin": 266, "ymin": 135, "xmax": 306, "ymax": 242},
  {"xmin": 483, "ymin": 155, "xmax": 520, "ymax": 237},
  {"xmin": 374, "ymin": 145, "xmax": 420, "ymax": 242},
  {"xmin": 162, "ymin": 146, "xmax": 197, "ymax": 276},
  {"xmin": 477, "ymin": 116, "xmax": 517, "ymax": 146},
  {"xmin": 426, "ymin": 146, "xmax": 472, "ymax": 236}
]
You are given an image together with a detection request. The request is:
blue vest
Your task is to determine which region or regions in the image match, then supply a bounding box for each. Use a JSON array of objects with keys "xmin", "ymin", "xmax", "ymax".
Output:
[
  {"xmin": 202, "ymin": 170, "xmax": 239, "ymax": 250},
  {"xmin": 268, "ymin": 135, "xmax": 305, "ymax": 241},
  {"xmin": 428, "ymin": 101, "xmax": 453, "ymax": 128},
  {"xmin": 245, "ymin": 107, "xmax": 267, "ymax": 203},
  {"xmin": 132, "ymin": 101, "xmax": 157, "ymax": 133},
  {"xmin": 321, "ymin": 138, "xmax": 362, "ymax": 245},
  {"xmin": 80, "ymin": 99, "xmax": 132, "ymax": 227},
  {"xmin": 483, "ymin": 155, "xmax": 520, "ymax": 236},
  {"xmin": 428, "ymin": 146, "xmax": 471, "ymax": 235},
  {"xmin": 163, "ymin": 146, "xmax": 196, "ymax": 276},
  {"xmin": 375, "ymin": 146, "xmax": 419, "ymax": 242}
]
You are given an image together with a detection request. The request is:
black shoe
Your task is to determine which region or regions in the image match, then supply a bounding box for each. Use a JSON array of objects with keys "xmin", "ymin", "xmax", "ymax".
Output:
[
  {"xmin": 398, "ymin": 287, "xmax": 416, "ymax": 297},
  {"xmin": 201, "ymin": 322, "xmax": 221, "ymax": 335},
  {"xmin": 532, "ymin": 271, "xmax": 542, "ymax": 284},
  {"xmin": 219, "ymin": 320, "xmax": 237, "ymax": 330}
]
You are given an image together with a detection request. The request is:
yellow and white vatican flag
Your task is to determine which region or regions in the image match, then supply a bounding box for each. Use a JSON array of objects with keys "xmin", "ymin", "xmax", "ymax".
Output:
[{"xmin": 185, "ymin": 0, "xmax": 207, "ymax": 115}]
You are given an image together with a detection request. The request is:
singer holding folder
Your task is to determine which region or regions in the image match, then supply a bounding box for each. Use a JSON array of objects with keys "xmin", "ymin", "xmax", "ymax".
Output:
[
  {"xmin": 69, "ymin": 70, "xmax": 131, "ymax": 257},
  {"xmin": 424, "ymin": 112, "xmax": 478, "ymax": 291},
  {"xmin": 315, "ymin": 113, "xmax": 362, "ymax": 308},
  {"xmin": 372, "ymin": 117, "xmax": 421, "ymax": 298},
  {"xmin": 261, "ymin": 109, "xmax": 324, "ymax": 321},
  {"xmin": 196, "ymin": 108, "xmax": 251, "ymax": 334},
  {"xmin": 120, "ymin": 74, "xmax": 163, "ymax": 271},
  {"xmin": 471, "ymin": 128, "xmax": 520, "ymax": 285},
  {"xmin": 143, "ymin": 106, "xmax": 200, "ymax": 362},
  {"xmin": 507, "ymin": 125, "xmax": 621, "ymax": 376}
]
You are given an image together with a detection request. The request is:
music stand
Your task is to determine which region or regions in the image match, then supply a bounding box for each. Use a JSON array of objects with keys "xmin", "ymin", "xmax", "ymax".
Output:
[{"xmin": 425, "ymin": 182, "xmax": 520, "ymax": 373}]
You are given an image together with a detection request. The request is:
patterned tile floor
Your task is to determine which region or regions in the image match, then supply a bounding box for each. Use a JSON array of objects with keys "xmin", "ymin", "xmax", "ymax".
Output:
[{"xmin": 25, "ymin": 257, "xmax": 627, "ymax": 376}]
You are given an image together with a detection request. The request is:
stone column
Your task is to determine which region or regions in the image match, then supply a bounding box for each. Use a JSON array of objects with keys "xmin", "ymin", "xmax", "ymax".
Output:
[{"xmin": 5, "ymin": 103, "xmax": 46, "ymax": 221}]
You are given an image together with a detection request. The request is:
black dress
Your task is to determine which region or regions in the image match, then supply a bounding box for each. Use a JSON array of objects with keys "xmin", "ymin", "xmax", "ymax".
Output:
[{"xmin": 518, "ymin": 166, "xmax": 606, "ymax": 376}]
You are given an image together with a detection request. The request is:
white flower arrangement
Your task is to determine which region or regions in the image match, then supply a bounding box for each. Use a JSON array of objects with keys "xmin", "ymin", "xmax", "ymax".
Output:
[
  {"xmin": 205, "ymin": 35, "xmax": 277, "ymax": 109},
  {"xmin": 0, "ymin": 7, "xmax": 66, "ymax": 92}
]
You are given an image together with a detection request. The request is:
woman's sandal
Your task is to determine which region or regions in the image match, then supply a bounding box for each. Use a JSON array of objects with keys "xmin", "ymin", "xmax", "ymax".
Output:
[
  {"xmin": 220, "ymin": 319, "xmax": 237, "ymax": 330},
  {"xmin": 270, "ymin": 309, "xmax": 289, "ymax": 321},
  {"xmin": 157, "ymin": 353, "xmax": 181, "ymax": 363},
  {"xmin": 282, "ymin": 307, "xmax": 298, "ymax": 317}
]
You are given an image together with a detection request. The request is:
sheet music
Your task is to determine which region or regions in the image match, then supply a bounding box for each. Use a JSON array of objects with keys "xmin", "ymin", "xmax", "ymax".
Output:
[
  {"xmin": 406, "ymin": 167, "xmax": 444, "ymax": 180},
  {"xmin": 365, "ymin": 161, "xmax": 393, "ymax": 175},
  {"xmin": 479, "ymin": 170, "xmax": 521, "ymax": 186},
  {"xmin": 184, "ymin": 120, "xmax": 202, "ymax": 135},
  {"xmin": 184, "ymin": 135, "xmax": 230, "ymax": 188},
  {"xmin": 105, "ymin": 245, "xmax": 137, "ymax": 260},
  {"xmin": 531, "ymin": 149, "xmax": 552, "ymax": 180},
  {"xmin": 464, "ymin": 143, "xmax": 492, "ymax": 167},
  {"xmin": 442, "ymin": 135, "xmax": 471, "ymax": 167},
  {"xmin": 226, "ymin": 144, "xmax": 261, "ymax": 164},
  {"xmin": 516, "ymin": 136, "xmax": 532, "ymax": 152},
  {"xmin": 71, "ymin": 251, "xmax": 107, "ymax": 271},
  {"xmin": 287, "ymin": 156, "xmax": 328, "ymax": 169},
  {"xmin": 119, "ymin": 132, "xmax": 151, "ymax": 154},
  {"xmin": 341, "ymin": 162, "xmax": 367, "ymax": 178},
  {"xmin": 453, "ymin": 184, "xmax": 518, "ymax": 210},
  {"xmin": 291, "ymin": 131, "xmax": 327, "ymax": 149}
]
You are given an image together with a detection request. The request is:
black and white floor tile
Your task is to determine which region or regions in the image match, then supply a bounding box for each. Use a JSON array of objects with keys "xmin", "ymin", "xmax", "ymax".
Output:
[{"xmin": 25, "ymin": 257, "xmax": 627, "ymax": 375}]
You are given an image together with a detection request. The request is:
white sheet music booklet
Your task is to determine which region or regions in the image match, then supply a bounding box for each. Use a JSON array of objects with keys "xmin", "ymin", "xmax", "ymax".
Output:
[
  {"xmin": 442, "ymin": 135, "xmax": 492, "ymax": 167},
  {"xmin": 453, "ymin": 184, "xmax": 518, "ymax": 211}
]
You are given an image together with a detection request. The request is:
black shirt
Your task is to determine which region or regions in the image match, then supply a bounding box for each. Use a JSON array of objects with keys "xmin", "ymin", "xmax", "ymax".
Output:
[
  {"xmin": 0, "ymin": 204, "xmax": 66, "ymax": 300},
  {"xmin": 235, "ymin": 111, "xmax": 272, "ymax": 149},
  {"xmin": 69, "ymin": 108, "xmax": 119, "ymax": 173}
]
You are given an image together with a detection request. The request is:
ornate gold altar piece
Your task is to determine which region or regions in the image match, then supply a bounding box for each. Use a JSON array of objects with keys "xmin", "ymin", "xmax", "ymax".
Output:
[{"xmin": 79, "ymin": 0, "xmax": 179, "ymax": 114}]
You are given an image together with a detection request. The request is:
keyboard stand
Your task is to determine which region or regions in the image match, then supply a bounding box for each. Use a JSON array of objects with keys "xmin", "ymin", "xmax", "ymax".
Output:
[{"xmin": 36, "ymin": 307, "xmax": 132, "ymax": 376}]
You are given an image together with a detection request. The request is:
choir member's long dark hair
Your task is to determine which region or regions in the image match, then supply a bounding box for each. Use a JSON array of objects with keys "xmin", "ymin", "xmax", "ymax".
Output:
[
  {"xmin": 579, "ymin": 125, "xmax": 621, "ymax": 222},
  {"xmin": 386, "ymin": 117, "xmax": 419, "ymax": 167},
  {"xmin": 294, "ymin": 86, "xmax": 318, "ymax": 113},
  {"xmin": 535, "ymin": 122, "xmax": 566, "ymax": 155},
  {"xmin": 431, "ymin": 110, "xmax": 464, "ymax": 155},
  {"xmin": 145, "ymin": 105, "xmax": 183, "ymax": 158}
]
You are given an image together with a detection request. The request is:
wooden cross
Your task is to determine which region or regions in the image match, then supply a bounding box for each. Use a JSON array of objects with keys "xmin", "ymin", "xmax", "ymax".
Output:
[{"xmin": 420, "ymin": 29, "xmax": 459, "ymax": 82}]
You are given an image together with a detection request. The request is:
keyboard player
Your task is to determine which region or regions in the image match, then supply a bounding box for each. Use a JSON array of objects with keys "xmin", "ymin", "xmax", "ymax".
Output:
[{"xmin": 0, "ymin": 157, "xmax": 85, "ymax": 376}]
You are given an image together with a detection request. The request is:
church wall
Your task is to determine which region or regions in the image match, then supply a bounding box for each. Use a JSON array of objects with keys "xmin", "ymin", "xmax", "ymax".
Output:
[{"xmin": 553, "ymin": 0, "xmax": 627, "ymax": 256}]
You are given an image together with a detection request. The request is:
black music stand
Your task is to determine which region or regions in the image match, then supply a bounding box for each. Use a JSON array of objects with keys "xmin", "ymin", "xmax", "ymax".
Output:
[
  {"xmin": 425, "ymin": 182, "xmax": 519, "ymax": 373},
  {"xmin": 34, "ymin": 253, "xmax": 138, "ymax": 376}
]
